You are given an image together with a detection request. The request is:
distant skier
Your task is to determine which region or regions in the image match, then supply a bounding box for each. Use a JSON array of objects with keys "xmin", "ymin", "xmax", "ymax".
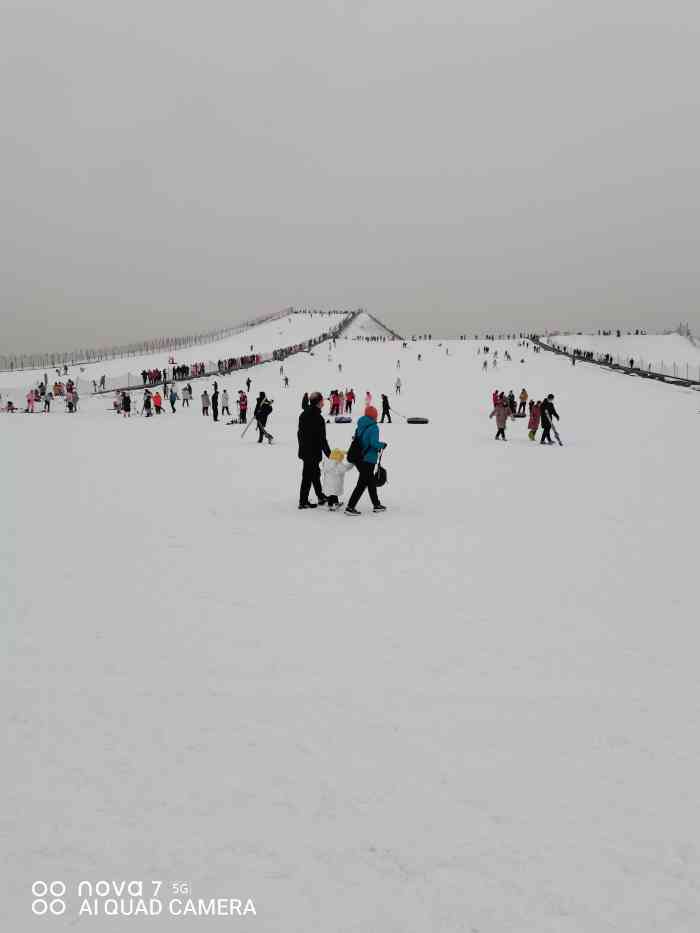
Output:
[
  {"xmin": 246, "ymin": 377, "xmax": 251, "ymax": 393},
  {"xmin": 482, "ymin": 359, "xmax": 488, "ymax": 371},
  {"xmin": 395, "ymin": 377, "xmax": 401, "ymax": 395},
  {"xmin": 284, "ymin": 376, "xmax": 289, "ymax": 388}
]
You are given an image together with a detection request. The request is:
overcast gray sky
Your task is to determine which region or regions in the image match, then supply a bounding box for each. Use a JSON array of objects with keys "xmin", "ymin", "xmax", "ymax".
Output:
[{"xmin": 1, "ymin": 0, "xmax": 698, "ymax": 352}]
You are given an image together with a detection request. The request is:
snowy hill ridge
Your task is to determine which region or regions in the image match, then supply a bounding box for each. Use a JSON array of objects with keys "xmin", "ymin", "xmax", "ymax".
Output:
[{"xmin": 343, "ymin": 311, "xmax": 402, "ymax": 340}]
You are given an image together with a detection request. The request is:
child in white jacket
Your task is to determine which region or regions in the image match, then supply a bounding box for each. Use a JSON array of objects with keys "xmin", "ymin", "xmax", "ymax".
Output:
[{"xmin": 322, "ymin": 449, "xmax": 355, "ymax": 510}]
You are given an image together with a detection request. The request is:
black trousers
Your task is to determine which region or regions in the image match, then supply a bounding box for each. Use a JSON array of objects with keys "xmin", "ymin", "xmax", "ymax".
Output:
[
  {"xmin": 347, "ymin": 462, "xmax": 381, "ymax": 509},
  {"xmin": 541, "ymin": 422, "xmax": 552, "ymax": 443},
  {"xmin": 495, "ymin": 427, "xmax": 505, "ymax": 439},
  {"xmin": 381, "ymin": 411, "xmax": 391, "ymax": 422},
  {"xmin": 212, "ymin": 405, "xmax": 218, "ymax": 422},
  {"xmin": 299, "ymin": 459, "xmax": 323, "ymax": 504},
  {"xmin": 222, "ymin": 405, "xmax": 230, "ymax": 415}
]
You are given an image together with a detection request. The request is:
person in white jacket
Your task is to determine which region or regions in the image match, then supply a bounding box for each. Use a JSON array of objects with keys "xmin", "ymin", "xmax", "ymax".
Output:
[{"xmin": 322, "ymin": 449, "xmax": 355, "ymax": 511}]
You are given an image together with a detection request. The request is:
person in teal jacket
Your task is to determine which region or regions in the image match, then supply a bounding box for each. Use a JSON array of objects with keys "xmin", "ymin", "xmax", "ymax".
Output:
[{"xmin": 345, "ymin": 406, "xmax": 387, "ymax": 514}]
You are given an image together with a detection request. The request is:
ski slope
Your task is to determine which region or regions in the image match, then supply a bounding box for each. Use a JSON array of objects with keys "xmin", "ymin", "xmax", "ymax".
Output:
[
  {"xmin": 0, "ymin": 311, "xmax": 351, "ymax": 396},
  {"xmin": 547, "ymin": 332, "xmax": 700, "ymax": 376},
  {"xmin": 3, "ymin": 335, "xmax": 700, "ymax": 931}
]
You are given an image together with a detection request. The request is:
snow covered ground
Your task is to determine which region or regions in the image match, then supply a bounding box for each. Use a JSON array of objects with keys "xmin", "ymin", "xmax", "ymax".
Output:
[
  {"xmin": 547, "ymin": 333, "xmax": 700, "ymax": 379},
  {"xmin": 4, "ymin": 333, "xmax": 700, "ymax": 931}
]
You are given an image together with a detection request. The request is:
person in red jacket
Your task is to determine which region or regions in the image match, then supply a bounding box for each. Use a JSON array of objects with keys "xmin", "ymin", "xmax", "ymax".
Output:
[
  {"xmin": 345, "ymin": 389, "xmax": 355, "ymax": 414},
  {"xmin": 527, "ymin": 401, "xmax": 542, "ymax": 440},
  {"xmin": 492, "ymin": 389, "xmax": 499, "ymax": 408},
  {"xmin": 153, "ymin": 391, "xmax": 163, "ymax": 414},
  {"xmin": 238, "ymin": 390, "xmax": 248, "ymax": 423}
]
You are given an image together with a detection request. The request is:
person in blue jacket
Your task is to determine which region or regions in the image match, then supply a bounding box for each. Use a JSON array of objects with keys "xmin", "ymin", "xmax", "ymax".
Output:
[{"xmin": 345, "ymin": 405, "xmax": 387, "ymax": 515}]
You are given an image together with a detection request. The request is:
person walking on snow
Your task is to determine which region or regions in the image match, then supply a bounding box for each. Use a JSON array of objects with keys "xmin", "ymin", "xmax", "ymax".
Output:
[
  {"xmin": 201, "ymin": 390, "xmax": 210, "ymax": 416},
  {"xmin": 297, "ymin": 391, "xmax": 331, "ymax": 509},
  {"xmin": 322, "ymin": 449, "xmax": 354, "ymax": 510},
  {"xmin": 490, "ymin": 397, "xmax": 511, "ymax": 440},
  {"xmin": 539, "ymin": 394, "xmax": 559, "ymax": 445},
  {"xmin": 527, "ymin": 401, "xmax": 541, "ymax": 440},
  {"xmin": 395, "ymin": 377, "xmax": 401, "ymax": 395},
  {"xmin": 254, "ymin": 393, "xmax": 273, "ymax": 443},
  {"xmin": 169, "ymin": 387, "xmax": 179, "ymax": 412},
  {"xmin": 153, "ymin": 391, "xmax": 163, "ymax": 414},
  {"xmin": 345, "ymin": 406, "xmax": 387, "ymax": 515},
  {"xmin": 380, "ymin": 394, "xmax": 392, "ymax": 423}
]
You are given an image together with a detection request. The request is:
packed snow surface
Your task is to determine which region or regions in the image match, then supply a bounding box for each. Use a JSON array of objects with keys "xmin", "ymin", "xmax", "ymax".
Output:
[
  {"xmin": 342, "ymin": 311, "xmax": 398, "ymax": 341},
  {"xmin": 3, "ymin": 335, "xmax": 700, "ymax": 931}
]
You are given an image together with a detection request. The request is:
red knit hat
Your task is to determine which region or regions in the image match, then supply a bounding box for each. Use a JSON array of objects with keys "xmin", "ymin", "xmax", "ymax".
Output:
[{"xmin": 365, "ymin": 405, "xmax": 378, "ymax": 420}]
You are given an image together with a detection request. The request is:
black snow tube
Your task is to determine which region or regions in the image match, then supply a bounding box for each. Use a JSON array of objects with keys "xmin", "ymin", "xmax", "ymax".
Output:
[
  {"xmin": 406, "ymin": 417, "xmax": 429, "ymax": 424},
  {"xmin": 334, "ymin": 416, "xmax": 352, "ymax": 423}
]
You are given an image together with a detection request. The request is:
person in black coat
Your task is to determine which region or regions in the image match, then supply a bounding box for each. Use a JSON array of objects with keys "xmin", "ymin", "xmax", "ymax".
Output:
[
  {"xmin": 297, "ymin": 391, "xmax": 330, "ymax": 508},
  {"xmin": 380, "ymin": 394, "xmax": 391, "ymax": 423},
  {"xmin": 255, "ymin": 394, "xmax": 273, "ymax": 443},
  {"xmin": 540, "ymin": 394, "xmax": 559, "ymax": 445}
]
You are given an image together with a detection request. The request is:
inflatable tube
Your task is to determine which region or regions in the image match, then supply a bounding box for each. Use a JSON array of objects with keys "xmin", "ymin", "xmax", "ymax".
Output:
[
  {"xmin": 406, "ymin": 417, "xmax": 429, "ymax": 424},
  {"xmin": 334, "ymin": 416, "xmax": 352, "ymax": 423}
]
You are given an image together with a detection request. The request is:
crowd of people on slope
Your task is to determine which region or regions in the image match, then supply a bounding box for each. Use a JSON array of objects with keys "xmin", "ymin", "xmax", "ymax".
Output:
[
  {"xmin": 490, "ymin": 387, "xmax": 560, "ymax": 444},
  {"xmin": 2, "ymin": 378, "xmax": 80, "ymax": 413},
  {"xmin": 297, "ymin": 392, "xmax": 387, "ymax": 515}
]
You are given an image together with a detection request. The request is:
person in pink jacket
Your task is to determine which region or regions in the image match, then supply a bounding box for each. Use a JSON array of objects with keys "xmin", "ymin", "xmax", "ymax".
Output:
[
  {"xmin": 492, "ymin": 389, "xmax": 499, "ymax": 408},
  {"xmin": 527, "ymin": 401, "xmax": 542, "ymax": 441},
  {"xmin": 490, "ymin": 397, "xmax": 511, "ymax": 441}
]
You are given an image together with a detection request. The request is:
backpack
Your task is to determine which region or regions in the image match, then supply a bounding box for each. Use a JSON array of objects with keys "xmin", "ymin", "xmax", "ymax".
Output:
[{"xmin": 346, "ymin": 424, "xmax": 372, "ymax": 466}]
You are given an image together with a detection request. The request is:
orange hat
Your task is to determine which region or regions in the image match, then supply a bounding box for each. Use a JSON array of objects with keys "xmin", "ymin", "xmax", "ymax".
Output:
[{"xmin": 365, "ymin": 405, "xmax": 378, "ymax": 420}]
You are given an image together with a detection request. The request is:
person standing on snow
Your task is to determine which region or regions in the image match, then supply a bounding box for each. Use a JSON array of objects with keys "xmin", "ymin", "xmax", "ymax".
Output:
[
  {"xmin": 238, "ymin": 390, "xmax": 248, "ymax": 423},
  {"xmin": 518, "ymin": 388, "xmax": 528, "ymax": 415},
  {"xmin": 246, "ymin": 377, "xmax": 252, "ymax": 394},
  {"xmin": 527, "ymin": 400, "xmax": 541, "ymax": 440},
  {"xmin": 539, "ymin": 394, "xmax": 559, "ymax": 445},
  {"xmin": 221, "ymin": 389, "xmax": 230, "ymax": 417},
  {"xmin": 380, "ymin": 394, "xmax": 392, "ymax": 423},
  {"xmin": 395, "ymin": 377, "xmax": 401, "ymax": 395},
  {"xmin": 345, "ymin": 405, "xmax": 387, "ymax": 515},
  {"xmin": 297, "ymin": 391, "xmax": 330, "ymax": 509},
  {"xmin": 201, "ymin": 389, "xmax": 210, "ymax": 416},
  {"xmin": 490, "ymin": 396, "xmax": 511, "ymax": 441},
  {"xmin": 345, "ymin": 389, "xmax": 355, "ymax": 413},
  {"xmin": 211, "ymin": 384, "xmax": 219, "ymax": 422}
]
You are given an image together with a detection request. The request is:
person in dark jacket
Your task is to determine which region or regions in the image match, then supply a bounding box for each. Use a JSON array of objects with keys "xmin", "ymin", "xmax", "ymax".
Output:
[
  {"xmin": 211, "ymin": 385, "xmax": 219, "ymax": 422},
  {"xmin": 297, "ymin": 391, "xmax": 330, "ymax": 509},
  {"xmin": 380, "ymin": 394, "xmax": 391, "ymax": 423},
  {"xmin": 255, "ymin": 394, "xmax": 273, "ymax": 443},
  {"xmin": 540, "ymin": 394, "xmax": 559, "ymax": 445}
]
